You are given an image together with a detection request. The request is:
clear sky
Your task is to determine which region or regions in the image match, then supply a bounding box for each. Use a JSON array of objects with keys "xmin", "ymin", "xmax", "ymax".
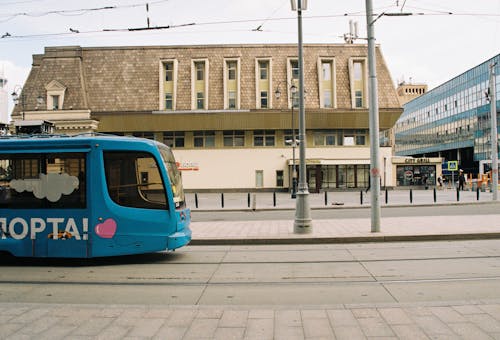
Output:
[{"xmin": 1, "ymin": 0, "xmax": 499, "ymax": 112}]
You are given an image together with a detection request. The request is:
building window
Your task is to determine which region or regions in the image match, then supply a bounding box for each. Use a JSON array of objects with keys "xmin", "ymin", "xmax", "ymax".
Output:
[
  {"xmin": 165, "ymin": 93, "xmax": 173, "ymax": 110},
  {"xmin": 51, "ymin": 95, "xmax": 59, "ymax": 110},
  {"xmin": 228, "ymin": 91, "xmax": 236, "ymax": 109},
  {"xmin": 349, "ymin": 58, "xmax": 367, "ymax": 108},
  {"xmin": 44, "ymin": 80, "xmax": 66, "ymax": 111},
  {"xmin": 314, "ymin": 130, "xmax": 336, "ymax": 146},
  {"xmin": 197, "ymin": 92, "xmax": 204, "ymax": 109},
  {"xmin": 195, "ymin": 62, "xmax": 204, "ymax": 81},
  {"xmin": 224, "ymin": 59, "xmax": 240, "ymax": 110},
  {"xmin": 259, "ymin": 61, "xmax": 268, "ymax": 80},
  {"xmin": 160, "ymin": 60, "xmax": 177, "ymax": 110},
  {"xmin": 132, "ymin": 132, "xmax": 155, "ymax": 140},
  {"xmin": 253, "ymin": 130, "xmax": 275, "ymax": 147},
  {"xmin": 194, "ymin": 131, "xmax": 215, "ymax": 148},
  {"xmin": 276, "ymin": 170, "xmax": 284, "ymax": 187},
  {"xmin": 290, "ymin": 60, "xmax": 299, "ymax": 81},
  {"xmin": 319, "ymin": 59, "xmax": 335, "ymax": 108},
  {"xmin": 260, "ymin": 91, "xmax": 268, "ymax": 108},
  {"xmin": 227, "ymin": 61, "xmax": 237, "ymax": 80},
  {"xmin": 192, "ymin": 59, "xmax": 208, "ymax": 110},
  {"xmin": 223, "ymin": 130, "xmax": 245, "ymax": 147},
  {"xmin": 165, "ymin": 62, "xmax": 174, "ymax": 81},
  {"xmin": 324, "ymin": 90, "xmax": 332, "ymax": 108},
  {"xmin": 256, "ymin": 58, "xmax": 271, "ymax": 109},
  {"xmin": 163, "ymin": 131, "xmax": 185, "ymax": 148},
  {"xmin": 340, "ymin": 130, "xmax": 367, "ymax": 146}
]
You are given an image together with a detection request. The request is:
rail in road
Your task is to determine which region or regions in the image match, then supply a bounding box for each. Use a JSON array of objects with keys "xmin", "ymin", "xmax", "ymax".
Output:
[{"xmin": 2, "ymin": 240, "xmax": 500, "ymax": 305}]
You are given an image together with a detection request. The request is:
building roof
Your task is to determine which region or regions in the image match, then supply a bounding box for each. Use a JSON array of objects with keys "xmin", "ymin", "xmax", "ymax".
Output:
[{"xmin": 16, "ymin": 44, "xmax": 401, "ymax": 115}]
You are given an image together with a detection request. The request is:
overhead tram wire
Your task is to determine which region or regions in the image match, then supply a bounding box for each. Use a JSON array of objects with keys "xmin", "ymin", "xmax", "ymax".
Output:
[{"xmin": 1, "ymin": 10, "xmax": 499, "ymax": 41}]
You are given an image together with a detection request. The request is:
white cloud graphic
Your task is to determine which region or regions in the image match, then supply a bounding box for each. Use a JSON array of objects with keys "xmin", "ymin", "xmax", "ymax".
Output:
[{"xmin": 10, "ymin": 173, "xmax": 79, "ymax": 202}]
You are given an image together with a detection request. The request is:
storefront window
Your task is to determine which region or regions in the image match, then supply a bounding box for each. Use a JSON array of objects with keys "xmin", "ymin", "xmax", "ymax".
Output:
[{"xmin": 396, "ymin": 165, "xmax": 436, "ymax": 186}]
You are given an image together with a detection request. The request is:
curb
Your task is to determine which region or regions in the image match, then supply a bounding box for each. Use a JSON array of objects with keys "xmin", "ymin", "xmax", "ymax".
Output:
[{"xmin": 190, "ymin": 232, "xmax": 500, "ymax": 245}]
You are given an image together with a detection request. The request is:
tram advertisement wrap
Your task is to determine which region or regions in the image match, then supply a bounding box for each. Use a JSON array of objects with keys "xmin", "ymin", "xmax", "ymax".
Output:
[{"xmin": 0, "ymin": 217, "xmax": 101, "ymax": 240}]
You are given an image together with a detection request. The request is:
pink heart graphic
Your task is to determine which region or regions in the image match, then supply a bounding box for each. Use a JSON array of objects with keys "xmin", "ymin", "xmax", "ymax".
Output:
[{"xmin": 95, "ymin": 218, "xmax": 117, "ymax": 239}]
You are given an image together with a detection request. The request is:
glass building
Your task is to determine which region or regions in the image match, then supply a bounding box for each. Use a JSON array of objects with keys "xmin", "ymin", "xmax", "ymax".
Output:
[{"xmin": 394, "ymin": 54, "xmax": 500, "ymax": 178}]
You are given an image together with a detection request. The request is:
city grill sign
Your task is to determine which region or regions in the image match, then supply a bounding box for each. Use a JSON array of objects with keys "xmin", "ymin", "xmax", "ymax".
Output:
[{"xmin": 404, "ymin": 158, "xmax": 430, "ymax": 164}]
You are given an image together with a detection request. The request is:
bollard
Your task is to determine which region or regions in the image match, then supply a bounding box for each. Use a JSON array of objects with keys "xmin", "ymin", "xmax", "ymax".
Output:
[
  {"xmin": 221, "ymin": 193, "xmax": 224, "ymax": 208},
  {"xmin": 360, "ymin": 190, "xmax": 363, "ymax": 205},
  {"xmin": 433, "ymin": 187, "xmax": 436, "ymax": 203},
  {"xmin": 195, "ymin": 193, "xmax": 199, "ymax": 208},
  {"xmin": 324, "ymin": 191, "xmax": 328, "ymax": 206},
  {"xmin": 247, "ymin": 193, "xmax": 251, "ymax": 208},
  {"xmin": 456, "ymin": 188, "xmax": 460, "ymax": 202},
  {"xmin": 410, "ymin": 189, "xmax": 413, "ymax": 204},
  {"xmin": 385, "ymin": 189, "xmax": 388, "ymax": 204},
  {"xmin": 273, "ymin": 192, "xmax": 276, "ymax": 207},
  {"xmin": 477, "ymin": 187, "xmax": 480, "ymax": 201}
]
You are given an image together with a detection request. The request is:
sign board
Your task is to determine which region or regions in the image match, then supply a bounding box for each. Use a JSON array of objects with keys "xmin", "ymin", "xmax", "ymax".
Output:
[{"xmin": 447, "ymin": 161, "xmax": 458, "ymax": 171}]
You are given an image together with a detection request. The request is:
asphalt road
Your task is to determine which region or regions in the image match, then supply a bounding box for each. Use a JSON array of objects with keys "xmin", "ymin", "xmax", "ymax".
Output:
[
  {"xmin": 1, "ymin": 240, "xmax": 500, "ymax": 305},
  {"xmin": 191, "ymin": 203, "xmax": 500, "ymax": 222}
]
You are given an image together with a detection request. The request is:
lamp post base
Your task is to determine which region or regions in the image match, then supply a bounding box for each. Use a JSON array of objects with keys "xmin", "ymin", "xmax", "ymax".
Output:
[{"xmin": 294, "ymin": 190, "xmax": 312, "ymax": 234}]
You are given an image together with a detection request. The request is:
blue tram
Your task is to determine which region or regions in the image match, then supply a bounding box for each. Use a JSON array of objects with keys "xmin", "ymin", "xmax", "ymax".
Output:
[{"xmin": 0, "ymin": 134, "xmax": 191, "ymax": 257}]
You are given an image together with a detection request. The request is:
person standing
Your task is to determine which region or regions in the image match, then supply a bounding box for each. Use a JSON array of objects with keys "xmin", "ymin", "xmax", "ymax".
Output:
[{"xmin": 458, "ymin": 169, "xmax": 465, "ymax": 191}]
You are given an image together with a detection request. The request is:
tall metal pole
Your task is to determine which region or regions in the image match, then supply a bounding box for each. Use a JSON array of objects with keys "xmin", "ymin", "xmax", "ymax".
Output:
[
  {"xmin": 294, "ymin": 0, "xmax": 312, "ymax": 233},
  {"xmin": 291, "ymin": 94, "xmax": 297, "ymax": 198},
  {"xmin": 365, "ymin": 0, "xmax": 381, "ymax": 232},
  {"xmin": 490, "ymin": 62, "xmax": 498, "ymax": 200}
]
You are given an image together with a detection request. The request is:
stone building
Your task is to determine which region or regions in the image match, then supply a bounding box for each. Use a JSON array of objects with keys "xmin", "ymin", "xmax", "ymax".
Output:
[{"xmin": 11, "ymin": 44, "xmax": 402, "ymax": 191}]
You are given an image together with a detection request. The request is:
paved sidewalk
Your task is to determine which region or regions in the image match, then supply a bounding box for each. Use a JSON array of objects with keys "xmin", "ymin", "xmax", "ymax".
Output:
[
  {"xmin": 3, "ymin": 300, "xmax": 500, "ymax": 339},
  {"xmin": 189, "ymin": 190, "xmax": 500, "ymax": 245}
]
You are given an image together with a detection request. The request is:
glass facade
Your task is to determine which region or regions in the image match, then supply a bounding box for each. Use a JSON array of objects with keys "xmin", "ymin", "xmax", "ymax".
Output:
[{"xmin": 394, "ymin": 54, "xmax": 500, "ymax": 174}]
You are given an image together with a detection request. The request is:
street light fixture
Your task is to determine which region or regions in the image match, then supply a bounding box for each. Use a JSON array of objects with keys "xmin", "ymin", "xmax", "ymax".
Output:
[
  {"xmin": 291, "ymin": 0, "xmax": 312, "ymax": 234},
  {"xmin": 11, "ymin": 85, "xmax": 25, "ymax": 120}
]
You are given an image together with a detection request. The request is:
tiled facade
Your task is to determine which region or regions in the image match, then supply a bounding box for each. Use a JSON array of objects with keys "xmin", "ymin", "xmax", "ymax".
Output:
[{"xmin": 11, "ymin": 44, "xmax": 402, "ymax": 191}]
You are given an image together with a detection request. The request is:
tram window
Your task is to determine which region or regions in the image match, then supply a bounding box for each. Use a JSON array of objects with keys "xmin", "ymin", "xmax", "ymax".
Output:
[
  {"xmin": 103, "ymin": 151, "xmax": 168, "ymax": 210},
  {"xmin": 0, "ymin": 153, "xmax": 86, "ymax": 209}
]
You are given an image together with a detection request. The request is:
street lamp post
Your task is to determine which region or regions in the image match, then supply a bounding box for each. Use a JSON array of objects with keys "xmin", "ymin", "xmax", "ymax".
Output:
[
  {"xmin": 489, "ymin": 62, "xmax": 498, "ymax": 201},
  {"xmin": 365, "ymin": 0, "xmax": 381, "ymax": 232},
  {"xmin": 290, "ymin": 85, "xmax": 298, "ymax": 199},
  {"xmin": 291, "ymin": 0, "xmax": 312, "ymax": 233},
  {"xmin": 11, "ymin": 85, "xmax": 25, "ymax": 120},
  {"xmin": 274, "ymin": 84, "xmax": 298, "ymax": 199}
]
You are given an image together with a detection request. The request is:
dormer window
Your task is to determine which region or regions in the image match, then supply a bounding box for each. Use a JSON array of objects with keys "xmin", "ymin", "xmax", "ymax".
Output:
[
  {"xmin": 45, "ymin": 80, "xmax": 66, "ymax": 111},
  {"xmin": 51, "ymin": 95, "xmax": 60, "ymax": 110}
]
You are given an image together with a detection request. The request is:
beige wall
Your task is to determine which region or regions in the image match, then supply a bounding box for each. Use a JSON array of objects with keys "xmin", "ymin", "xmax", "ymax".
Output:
[{"xmin": 173, "ymin": 146, "xmax": 394, "ymax": 190}]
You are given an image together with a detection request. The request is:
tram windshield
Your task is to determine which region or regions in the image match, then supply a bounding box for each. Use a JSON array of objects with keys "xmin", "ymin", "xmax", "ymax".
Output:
[{"xmin": 158, "ymin": 145, "xmax": 186, "ymax": 208}]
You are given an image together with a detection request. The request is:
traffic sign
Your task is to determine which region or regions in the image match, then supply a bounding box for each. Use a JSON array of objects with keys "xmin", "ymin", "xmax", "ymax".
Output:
[{"xmin": 448, "ymin": 161, "xmax": 458, "ymax": 171}]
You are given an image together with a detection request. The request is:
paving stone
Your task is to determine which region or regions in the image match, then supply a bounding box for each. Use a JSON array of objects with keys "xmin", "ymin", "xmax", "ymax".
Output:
[
  {"xmin": 245, "ymin": 317, "xmax": 274, "ymax": 339},
  {"xmin": 448, "ymin": 322, "xmax": 494, "ymax": 340},
  {"xmin": 219, "ymin": 310, "xmax": 248, "ymax": 328},
  {"xmin": 390, "ymin": 324, "xmax": 430, "ymax": 339},
  {"xmin": 430, "ymin": 306, "xmax": 468, "ymax": 323},
  {"xmin": 332, "ymin": 325, "xmax": 366, "ymax": 340},
  {"xmin": 327, "ymin": 309, "xmax": 359, "ymax": 326},
  {"xmin": 378, "ymin": 307, "xmax": 413, "ymax": 325},
  {"xmin": 183, "ymin": 318, "xmax": 219, "ymax": 339}
]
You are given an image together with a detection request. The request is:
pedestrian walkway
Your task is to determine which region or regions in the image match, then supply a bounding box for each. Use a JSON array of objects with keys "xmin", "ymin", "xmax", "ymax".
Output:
[
  {"xmin": 3, "ymin": 300, "xmax": 500, "ymax": 339},
  {"xmin": 189, "ymin": 190, "xmax": 500, "ymax": 245}
]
